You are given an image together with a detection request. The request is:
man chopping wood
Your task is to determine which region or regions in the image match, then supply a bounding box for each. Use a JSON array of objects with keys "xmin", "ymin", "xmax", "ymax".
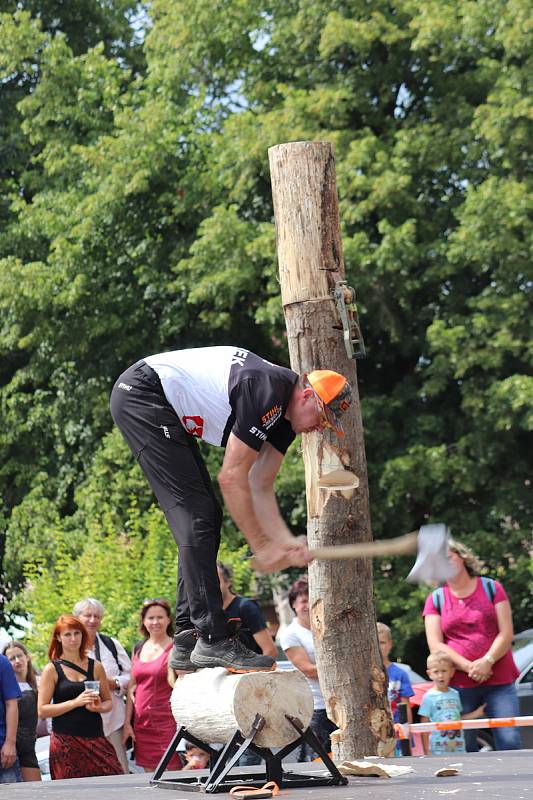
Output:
[{"xmin": 110, "ymin": 346, "xmax": 351, "ymax": 673}]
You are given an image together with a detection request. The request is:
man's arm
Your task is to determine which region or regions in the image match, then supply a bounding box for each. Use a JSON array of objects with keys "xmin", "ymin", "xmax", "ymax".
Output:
[
  {"xmin": 1, "ymin": 699, "xmax": 18, "ymax": 768},
  {"xmin": 284, "ymin": 646, "xmax": 318, "ymax": 680},
  {"xmin": 252, "ymin": 629, "xmax": 278, "ymax": 659},
  {"xmin": 218, "ymin": 435, "xmax": 310, "ymax": 571}
]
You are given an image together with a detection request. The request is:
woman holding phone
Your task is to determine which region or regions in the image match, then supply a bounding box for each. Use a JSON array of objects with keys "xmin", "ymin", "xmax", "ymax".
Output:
[{"xmin": 37, "ymin": 614, "xmax": 123, "ymax": 779}]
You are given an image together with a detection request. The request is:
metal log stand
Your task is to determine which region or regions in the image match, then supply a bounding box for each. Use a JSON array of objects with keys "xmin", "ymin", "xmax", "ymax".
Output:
[{"xmin": 151, "ymin": 714, "xmax": 348, "ymax": 793}]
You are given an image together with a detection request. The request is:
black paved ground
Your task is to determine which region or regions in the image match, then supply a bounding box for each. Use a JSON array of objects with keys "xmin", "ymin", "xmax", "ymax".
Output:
[{"xmin": 6, "ymin": 750, "xmax": 532, "ymax": 799}]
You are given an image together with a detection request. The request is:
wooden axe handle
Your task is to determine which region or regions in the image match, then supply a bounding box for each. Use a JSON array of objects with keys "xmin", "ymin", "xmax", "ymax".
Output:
[{"xmin": 309, "ymin": 531, "xmax": 418, "ymax": 560}]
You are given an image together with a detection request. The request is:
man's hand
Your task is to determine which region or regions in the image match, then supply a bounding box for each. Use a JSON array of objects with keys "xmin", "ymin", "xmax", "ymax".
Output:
[
  {"xmin": 0, "ymin": 740, "xmax": 16, "ymax": 769},
  {"xmin": 252, "ymin": 535, "xmax": 313, "ymax": 573}
]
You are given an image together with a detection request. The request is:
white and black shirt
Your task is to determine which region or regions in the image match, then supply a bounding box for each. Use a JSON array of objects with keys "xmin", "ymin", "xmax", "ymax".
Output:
[{"xmin": 145, "ymin": 346, "xmax": 297, "ymax": 453}]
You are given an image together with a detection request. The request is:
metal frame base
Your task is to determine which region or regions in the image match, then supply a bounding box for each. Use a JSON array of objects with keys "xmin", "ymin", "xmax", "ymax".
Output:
[{"xmin": 151, "ymin": 713, "xmax": 348, "ymax": 793}]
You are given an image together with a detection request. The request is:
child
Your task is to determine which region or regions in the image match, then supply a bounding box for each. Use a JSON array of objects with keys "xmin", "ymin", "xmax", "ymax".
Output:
[
  {"xmin": 182, "ymin": 742, "xmax": 210, "ymax": 770},
  {"xmin": 377, "ymin": 622, "xmax": 414, "ymax": 746},
  {"xmin": 419, "ymin": 651, "xmax": 485, "ymax": 755}
]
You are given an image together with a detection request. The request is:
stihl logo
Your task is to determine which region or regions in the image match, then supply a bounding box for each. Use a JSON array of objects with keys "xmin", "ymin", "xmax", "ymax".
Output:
[
  {"xmin": 231, "ymin": 348, "xmax": 249, "ymax": 366},
  {"xmin": 262, "ymin": 405, "xmax": 281, "ymax": 425},
  {"xmin": 182, "ymin": 415, "xmax": 204, "ymax": 437},
  {"xmin": 261, "ymin": 405, "xmax": 282, "ymax": 429},
  {"xmin": 249, "ymin": 426, "xmax": 267, "ymax": 441}
]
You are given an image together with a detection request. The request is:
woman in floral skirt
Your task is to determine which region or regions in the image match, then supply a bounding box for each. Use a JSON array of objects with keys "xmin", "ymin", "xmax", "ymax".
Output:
[{"xmin": 38, "ymin": 614, "xmax": 123, "ymax": 779}]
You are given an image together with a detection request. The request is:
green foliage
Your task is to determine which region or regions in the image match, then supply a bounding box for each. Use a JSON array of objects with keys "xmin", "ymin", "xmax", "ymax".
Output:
[{"xmin": 1, "ymin": 0, "xmax": 531, "ymax": 672}]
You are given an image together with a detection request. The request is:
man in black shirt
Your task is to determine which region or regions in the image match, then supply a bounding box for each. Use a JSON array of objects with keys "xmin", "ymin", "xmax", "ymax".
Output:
[
  {"xmin": 217, "ymin": 562, "xmax": 277, "ymax": 658},
  {"xmin": 110, "ymin": 346, "xmax": 351, "ymax": 673}
]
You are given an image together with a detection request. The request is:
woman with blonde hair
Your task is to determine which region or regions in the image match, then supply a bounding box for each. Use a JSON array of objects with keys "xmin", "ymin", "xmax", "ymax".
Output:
[
  {"xmin": 37, "ymin": 614, "xmax": 123, "ymax": 779},
  {"xmin": 2, "ymin": 641, "xmax": 40, "ymax": 781},
  {"xmin": 423, "ymin": 539, "xmax": 522, "ymax": 751}
]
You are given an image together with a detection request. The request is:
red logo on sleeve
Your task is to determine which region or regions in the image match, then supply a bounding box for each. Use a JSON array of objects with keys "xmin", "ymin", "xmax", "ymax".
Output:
[{"xmin": 182, "ymin": 416, "xmax": 204, "ymax": 437}]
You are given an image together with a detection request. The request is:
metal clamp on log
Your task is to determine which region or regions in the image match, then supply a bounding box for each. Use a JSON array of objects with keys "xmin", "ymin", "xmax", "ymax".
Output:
[{"xmin": 332, "ymin": 280, "xmax": 365, "ymax": 360}]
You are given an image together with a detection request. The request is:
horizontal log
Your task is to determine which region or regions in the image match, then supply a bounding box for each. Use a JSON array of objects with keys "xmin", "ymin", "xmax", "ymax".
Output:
[{"xmin": 170, "ymin": 667, "xmax": 313, "ymax": 747}]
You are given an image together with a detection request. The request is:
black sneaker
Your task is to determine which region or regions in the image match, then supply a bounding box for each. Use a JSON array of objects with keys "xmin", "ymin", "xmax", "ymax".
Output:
[
  {"xmin": 169, "ymin": 629, "xmax": 198, "ymax": 671},
  {"xmin": 190, "ymin": 635, "xmax": 276, "ymax": 673}
]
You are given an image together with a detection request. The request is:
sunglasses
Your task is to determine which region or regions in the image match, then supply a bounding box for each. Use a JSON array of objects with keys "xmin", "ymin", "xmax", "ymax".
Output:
[{"xmin": 142, "ymin": 598, "xmax": 171, "ymax": 609}]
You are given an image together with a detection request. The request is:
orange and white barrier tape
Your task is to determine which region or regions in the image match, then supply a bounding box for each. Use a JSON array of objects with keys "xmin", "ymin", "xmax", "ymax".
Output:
[{"xmin": 406, "ymin": 715, "xmax": 533, "ymax": 734}]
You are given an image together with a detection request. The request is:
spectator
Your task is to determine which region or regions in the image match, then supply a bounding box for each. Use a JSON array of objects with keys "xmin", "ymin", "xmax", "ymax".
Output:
[
  {"xmin": 217, "ymin": 562, "xmax": 277, "ymax": 658},
  {"xmin": 376, "ymin": 622, "xmax": 414, "ymax": 754},
  {"xmin": 37, "ymin": 614, "xmax": 123, "ymax": 779},
  {"xmin": 216, "ymin": 561, "xmax": 277, "ymax": 767},
  {"xmin": 279, "ymin": 576, "xmax": 335, "ymax": 761},
  {"xmin": 0, "ymin": 652, "xmax": 21, "ymax": 784},
  {"xmin": 424, "ymin": 539, "xmax": 522, "ymax": 751},
  {"xmin": 2, "ymin": 642, "xmax": 40, "ymax": 781},
  {"xmin": 182, "ymin": 742, "xmax": 210, "ymax": 770},
  {"xmin": 419, "ymin": 651, "xmax": 485, "ymax": 755},
  {"xmin": 123, "ymin": 599, "xmax": 182, "ymax": 772},
  {"xmin": 73, "ymin": 597, "xmax": 131, "ymax": 772}
]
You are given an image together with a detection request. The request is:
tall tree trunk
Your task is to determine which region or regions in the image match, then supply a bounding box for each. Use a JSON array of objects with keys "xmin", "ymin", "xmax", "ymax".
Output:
[{"xmin": 268, "ymin": 141, "xmax": 394, "ymax": 759}]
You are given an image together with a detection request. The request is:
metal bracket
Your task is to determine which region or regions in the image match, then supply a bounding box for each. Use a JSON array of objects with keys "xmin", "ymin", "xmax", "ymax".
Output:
[
  {"xmin": 332, "ymin": 280, "xmax": 366, "ymax": 360},
  {"xmin": 150, "ymin": 714, "xmax": 347, "ymax": 793}
]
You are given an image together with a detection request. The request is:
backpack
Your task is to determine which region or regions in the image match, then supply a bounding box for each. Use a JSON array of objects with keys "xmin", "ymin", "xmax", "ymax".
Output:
[
  {"xmin": 432, "ymin": 577, "xmax": 496, "ymax": 614},
  {"xmin": 94, "ymin": 633, "xmax": 123, "ymax": 673}
]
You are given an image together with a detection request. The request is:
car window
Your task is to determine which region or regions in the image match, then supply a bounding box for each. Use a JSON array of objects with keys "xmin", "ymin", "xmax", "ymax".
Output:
[
  {"xmin": 512, "ymin": 640, "xmax": 533, "ymax": 673},
  {"xmin": 518, "ymin": 666, "xmax": 533, "ymax": 684}
]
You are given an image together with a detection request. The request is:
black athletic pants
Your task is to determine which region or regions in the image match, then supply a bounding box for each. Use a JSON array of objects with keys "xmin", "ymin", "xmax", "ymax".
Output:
[{"xmin": 110, "ymin": 360, "xmax": 228, "ymax": 640}]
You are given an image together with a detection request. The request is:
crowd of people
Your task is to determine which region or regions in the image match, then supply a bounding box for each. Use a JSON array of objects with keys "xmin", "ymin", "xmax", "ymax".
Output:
[{"xmin": 0, "ymin": 540, "xmax": 524, "ymax": 784}]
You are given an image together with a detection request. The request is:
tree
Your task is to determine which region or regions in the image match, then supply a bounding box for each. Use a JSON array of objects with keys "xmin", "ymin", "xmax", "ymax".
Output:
[{"xmin": 1, "ymin": 0, "xmax": 530, "ymax": 677}]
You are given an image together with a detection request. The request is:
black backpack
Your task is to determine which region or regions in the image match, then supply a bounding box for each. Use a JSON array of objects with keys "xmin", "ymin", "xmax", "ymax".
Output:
[{"xmin": 94, "ymin": 633, "xmax": 123, "ymax": 673}]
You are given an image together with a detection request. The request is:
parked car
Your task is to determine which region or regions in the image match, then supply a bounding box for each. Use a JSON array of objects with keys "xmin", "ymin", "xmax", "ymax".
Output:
[{"xmin": 407, "ymin": 630, "xmax": 533, "ymax": 751}]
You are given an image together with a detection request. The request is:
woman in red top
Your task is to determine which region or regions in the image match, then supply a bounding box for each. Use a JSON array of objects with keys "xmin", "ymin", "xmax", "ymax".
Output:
[
  {"xmin": 123, "ymin": 599, "xmax": 182, "ymax": 771},
  {"xmin": 424, "ymin": 539, "xmax": 521, "ymax": 751}
]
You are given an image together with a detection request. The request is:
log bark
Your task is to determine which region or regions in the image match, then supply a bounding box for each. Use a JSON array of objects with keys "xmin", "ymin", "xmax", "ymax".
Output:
[
  {"xmin": 268, "ymin": 141, "xmax": 394, "ymax": 759},
  {"xmin": 170, "ymin": 667, "xmax": 313, "ymax": 747}
]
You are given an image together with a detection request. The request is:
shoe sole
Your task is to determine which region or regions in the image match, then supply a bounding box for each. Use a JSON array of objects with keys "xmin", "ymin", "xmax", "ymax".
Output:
[
  {"xmin": 225, "ymin": 664, "xmax": 277, "ymax": 674},
  {"xmin": 190, "ymin": 657, "xmax": 277, "ymax": 673}
]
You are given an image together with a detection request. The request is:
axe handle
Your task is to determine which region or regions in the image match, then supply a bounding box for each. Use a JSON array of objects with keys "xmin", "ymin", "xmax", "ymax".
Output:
[{"xmin": 309, "ymin": 531, "xmax": 418, "ymax": 560}]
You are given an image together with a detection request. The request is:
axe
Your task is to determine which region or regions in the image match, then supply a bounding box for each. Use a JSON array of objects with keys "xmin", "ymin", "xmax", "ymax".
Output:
[{"xmin": 309, "ymin": 523, "xmax": 453, "ymax": 584}]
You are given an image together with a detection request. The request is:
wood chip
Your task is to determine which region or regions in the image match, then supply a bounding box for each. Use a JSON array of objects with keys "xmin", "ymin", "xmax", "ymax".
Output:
[
  {"xmin": 435, "ymin": 767, "xmax": 460, "ymax": 777},
  {"xmin": 337, "ymin": 760, "xmax": 414, "ymax": 778}
]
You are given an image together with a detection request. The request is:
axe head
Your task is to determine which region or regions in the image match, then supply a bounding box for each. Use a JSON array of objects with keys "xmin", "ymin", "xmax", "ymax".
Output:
[{"xmin": 406, "ymin": 524, "xmax": 454, "ymax": 585}]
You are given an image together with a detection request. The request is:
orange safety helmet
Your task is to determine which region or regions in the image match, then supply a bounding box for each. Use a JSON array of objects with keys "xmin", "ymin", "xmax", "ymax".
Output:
[{"xmin": 307, "ymin": 370, "xmax": 352, "ymax": 436}]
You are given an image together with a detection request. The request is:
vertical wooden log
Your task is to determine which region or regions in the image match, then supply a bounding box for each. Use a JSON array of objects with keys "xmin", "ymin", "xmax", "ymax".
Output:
[{"xmin": 268, "ymin": 141, "xmax": 394, "ymax": 759}]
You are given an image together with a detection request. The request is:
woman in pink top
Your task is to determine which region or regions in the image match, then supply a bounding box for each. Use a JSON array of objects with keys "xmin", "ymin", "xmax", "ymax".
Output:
[
  {"xmin": 123, "ymin": 599, "xmax": 182, "ymax": 771},
  {"xmin": 423, "ymin": 539, "xmax": 521, "ymax": 751}
]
